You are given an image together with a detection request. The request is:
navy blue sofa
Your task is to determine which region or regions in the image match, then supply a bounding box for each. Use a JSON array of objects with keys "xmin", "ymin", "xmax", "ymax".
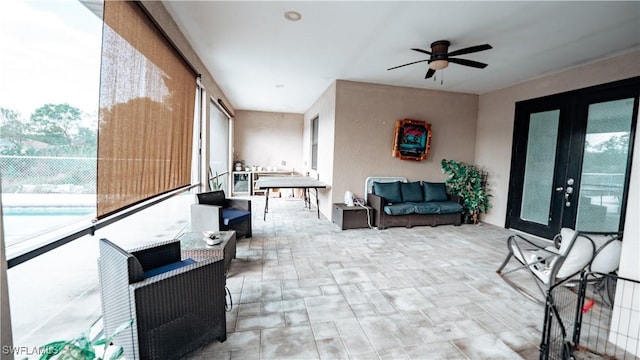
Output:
[{"xmin": 367, "ymin": 181, "xmax": 463, "ymax": 229}]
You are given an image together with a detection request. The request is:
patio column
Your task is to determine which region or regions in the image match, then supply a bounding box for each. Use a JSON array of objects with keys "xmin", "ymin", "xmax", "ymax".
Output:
[{"xmin": 1, "ymin": 190, "xmax": 14, "ymax": 360}]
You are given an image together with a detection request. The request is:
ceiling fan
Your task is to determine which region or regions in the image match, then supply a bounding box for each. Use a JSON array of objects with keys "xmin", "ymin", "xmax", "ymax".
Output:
[{"xmin": 388, "ymin": 40, "xmax": 492, "ymax": 79}]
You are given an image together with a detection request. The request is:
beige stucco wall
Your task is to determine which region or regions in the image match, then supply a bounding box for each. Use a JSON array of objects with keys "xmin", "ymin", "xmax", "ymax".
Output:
[
  {"xmin": 303, "ymin": 80, "xmax": 478, "ymax": 218},
  {"xmin": 620, "ymin": 126, "xmax": 640, "ymax": 281},
  {"xmin": 233, "ymin": 111, "xmax": 304, "ymax": 172},
  {"xmin": 611, "ymin": 124, "xmax": 640, "ymax": 356},
  {"xmin": 303, "ymin": 83, "xmax": 337, "ymax": 217}
]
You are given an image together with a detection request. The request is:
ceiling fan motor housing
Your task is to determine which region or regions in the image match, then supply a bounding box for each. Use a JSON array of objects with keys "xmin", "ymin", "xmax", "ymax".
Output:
[
  {"xmin": 430, "ymin": 40, "xmax": 450, "ymax": 60},
  {"xmin": 386, "ymin": 39, "xmax": 490, "ymax": 79}
]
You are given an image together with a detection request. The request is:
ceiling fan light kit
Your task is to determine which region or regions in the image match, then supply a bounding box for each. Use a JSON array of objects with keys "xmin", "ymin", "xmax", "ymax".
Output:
[
  {"xmin": 388, "ymin": 39, "xmax": 492, "ymax": 81},
  {"xmin": 429, "ymin": 60, "xmax": 449, "ymax": 70}
]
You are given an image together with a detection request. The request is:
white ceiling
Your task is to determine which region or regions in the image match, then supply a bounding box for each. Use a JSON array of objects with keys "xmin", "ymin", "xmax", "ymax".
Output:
[{"xmin": 163, "ymin": 1, "xmax": 640, "ymax": 114}]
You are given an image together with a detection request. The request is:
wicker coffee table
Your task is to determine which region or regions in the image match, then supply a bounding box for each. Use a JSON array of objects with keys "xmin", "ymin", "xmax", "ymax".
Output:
[{"xmin": 179, "ymin": 230, "xmax": 237, "ymax": 272}]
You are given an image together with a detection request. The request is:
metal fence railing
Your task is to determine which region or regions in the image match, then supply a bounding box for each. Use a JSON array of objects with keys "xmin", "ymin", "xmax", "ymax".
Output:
[
  {"xmin": 540, "ymin": 272, "xmax": 640, "ymax": 359},
  {"xmin": 0, "ymin": 155, "xmax": 96, "ymax": 194}
]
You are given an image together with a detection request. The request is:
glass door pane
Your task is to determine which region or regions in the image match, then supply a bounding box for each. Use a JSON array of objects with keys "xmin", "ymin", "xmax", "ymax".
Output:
[
  {"xmin": 210, "ymin": 100, "xmax": 230, "ymax": 191},
  {"xmin": 520, "ymin": 110, "xmax": 560, "ymax": 225},
  {"xmin": 575, "ymin": 98, "xmax": 634, "ymax": 232}
]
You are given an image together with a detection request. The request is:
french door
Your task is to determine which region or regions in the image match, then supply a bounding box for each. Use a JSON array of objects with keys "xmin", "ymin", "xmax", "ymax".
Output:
[{"xmin": 506, "ymin": 78, "xmax": 639, "ymax": 239}]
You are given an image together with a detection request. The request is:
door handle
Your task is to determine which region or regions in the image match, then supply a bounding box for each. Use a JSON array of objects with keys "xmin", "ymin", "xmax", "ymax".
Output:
[{"xmin": 564, "ymin": 186, "xmax": 573, "ymax": 207}]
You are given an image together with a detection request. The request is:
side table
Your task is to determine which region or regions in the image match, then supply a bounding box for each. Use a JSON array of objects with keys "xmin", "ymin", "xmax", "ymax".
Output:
[
  {"xmin": 179, "ymin": 230, "xmax": 237, "ymax": 272},
  {"xmin": 332, "ymin": 203, "xmax": 373, "ymax": 230}
]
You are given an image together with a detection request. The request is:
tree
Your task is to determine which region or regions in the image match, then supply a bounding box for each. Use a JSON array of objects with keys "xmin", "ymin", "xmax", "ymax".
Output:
[
  {"xmin": 0, "ymin": 104, "xmax": 97, "ymax": 156},
  {"xmin": 29, "ymin": 103, "xmax": 82, "ymax": 145},
  {"xmin": 583, "ymin": 133, "xmax": 630, "ymax": 174},
  {"xmin": 73, "ymin": 127, "xmax": 98, "ymax": 156},
  {"xmin": 595, "ymin": 133, "xmax": 629, "ymax": 154},
  {"xmin": 0, "ymin": 107, "xmax": 28, "ymax": 154}
]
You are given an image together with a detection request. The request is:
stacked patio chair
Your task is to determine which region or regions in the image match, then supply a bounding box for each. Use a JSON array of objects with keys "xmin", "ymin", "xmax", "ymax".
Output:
[{"xmin": 496, "ymin": 228, "xmax": 623, "ymax": 303}]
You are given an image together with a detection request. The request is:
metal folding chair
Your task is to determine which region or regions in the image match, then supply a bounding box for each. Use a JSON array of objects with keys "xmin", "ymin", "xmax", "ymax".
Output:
[{"xmin": 496, "ymin": 228, "xmax": 622, "ymax": 303}]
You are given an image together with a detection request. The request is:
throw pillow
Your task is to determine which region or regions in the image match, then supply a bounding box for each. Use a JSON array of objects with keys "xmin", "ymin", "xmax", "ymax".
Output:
[
  {"xmin": 372, "ymin": 181, "xmax": 403, "ymax": 203},
  {"xmin": 423, "ymin": 182, "xmax": 448, "ymax": 202},
  {"xmin": 400, "ymin": 181, "xmax": 423, "ymax": 202}
]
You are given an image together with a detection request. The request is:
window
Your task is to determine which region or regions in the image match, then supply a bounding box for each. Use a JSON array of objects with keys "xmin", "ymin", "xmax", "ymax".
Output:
[
  {"xmin": 1, "ymin": 0, "xmax": 103, "ymax": 350},
  {"xmin": 1, "ymin": 0, "xmax": 202, "ymax": 351},
  {"xmin": 1, "ymin": 0, "xmax": 198, "ymax": 259},
  {"xmin": 209, "ymin": 99, "xmax": 231, "ymax": 192},
  {"xmin": 0, "ymin": 0, "xmax": 102, "ymax": 253},
  {"xmin": 311, "ymin": 116, "xmax": 319, "ymax": 170}
]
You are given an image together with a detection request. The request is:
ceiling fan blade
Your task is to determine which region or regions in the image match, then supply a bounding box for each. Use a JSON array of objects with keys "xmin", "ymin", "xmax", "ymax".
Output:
[
  {"xmin": 387, "ymin": 59, "xmax": 429, "ymax": 71},
  {"xmin": 448, "ymin": 57, "xmax": 488, "ymax": 69},
  {"xmin": 447, "ymin": 44, "xmax": 492, "ymax": 57},
  {"xmin": 411, "ymin": 48, "xmax": 432, "ymax": 55},
  {"xmin": 425, "ymin": 68, "xmax": 436, "ymax": 79}
]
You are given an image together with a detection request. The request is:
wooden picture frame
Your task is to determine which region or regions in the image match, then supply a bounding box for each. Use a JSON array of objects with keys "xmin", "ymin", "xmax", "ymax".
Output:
[{"xmin": 392, "ymin": 119, "xmax": 432, "ymax": 161}]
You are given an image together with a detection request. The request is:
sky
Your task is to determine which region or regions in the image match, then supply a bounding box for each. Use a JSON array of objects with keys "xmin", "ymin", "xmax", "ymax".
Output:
[{"xmin": 0, "ymin": 0, "xmax": 103, "ymax": 120}]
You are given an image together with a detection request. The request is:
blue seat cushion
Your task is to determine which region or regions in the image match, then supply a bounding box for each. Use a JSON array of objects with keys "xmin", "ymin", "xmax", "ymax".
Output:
[
  {"xmin": 222, "ymin": 208, "xmax": 251, "ymax": 226},
  {"xmin": 373, "ymin": 181, "xmax": 403, "ymax": 203},
  {"xmin": 413, "ymin": 202, "xmax": 441, "ymax": 214},
  {"xmin": 384, "ymin": 203, "xmax": 416, "ymax": 215},
  {"xmin": 434, "ymin": 201, "xmax": 464, "ymax": 214},
  {"xmin": 143, "ymin": 258, "xmax": 196, "ymax": 279}
]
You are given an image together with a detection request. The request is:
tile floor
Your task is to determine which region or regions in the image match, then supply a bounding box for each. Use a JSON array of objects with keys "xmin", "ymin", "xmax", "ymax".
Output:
[{"xmin": 185, "ymin": 196, "xmax": 544, "ymax": 359}]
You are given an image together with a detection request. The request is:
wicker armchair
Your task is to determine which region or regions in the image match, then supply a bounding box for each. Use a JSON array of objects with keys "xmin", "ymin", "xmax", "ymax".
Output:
[
  {"xmin": 192, "ymin": 190, "xmax": 252, "ymax": 238},
  {"xmin": 98, "ymin": 238, "xmax": 227, "ymax": 360}
]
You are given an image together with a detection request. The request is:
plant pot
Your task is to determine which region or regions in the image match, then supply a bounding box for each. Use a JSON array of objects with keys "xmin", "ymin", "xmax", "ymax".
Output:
[{"xmin": 463, "ymin": 213, "xmax": 474, "ymax": 224}]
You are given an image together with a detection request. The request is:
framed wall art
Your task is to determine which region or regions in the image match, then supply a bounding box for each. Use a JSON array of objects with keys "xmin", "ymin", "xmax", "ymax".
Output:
[{"xmin": 392, "ymin": 119, "xmax": 432, "ymax": 161}]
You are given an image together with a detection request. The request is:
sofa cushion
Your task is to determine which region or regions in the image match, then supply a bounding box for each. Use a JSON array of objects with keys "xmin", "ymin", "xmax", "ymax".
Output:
[
  {"xmin": 143, "ymin": 258, "xmax": 196, "ymax": 279},
  {"xmin": 373, "ymin": 181, "xmax": 403, "ymax": 203},
  {"xmin": 413, "ymin": 202, "xmax": 440, "ymax": 215},
  {"xmin": 433, "ymin": 201, "xmax": 464, "ymax": 214},
  {"xmin": 384, "ymin": 203, "xmax": 416, "ymax": 216},
  {"xmin": 423, "ymin": 182, "xmax": 448, "ymax": 202},
  {"xmin": 222, "ymin": 208, "xmax": 251, "ymax": 225},
  {"xmin": 400, "ymin": 181, "xmax": 423, "ymax": 202}
]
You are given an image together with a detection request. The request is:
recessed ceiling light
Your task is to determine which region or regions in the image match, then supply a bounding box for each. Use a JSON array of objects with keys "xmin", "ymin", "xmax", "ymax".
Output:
[{"xmin": 284, "ymin": 11, "xmax": 302, "ymax": 22}]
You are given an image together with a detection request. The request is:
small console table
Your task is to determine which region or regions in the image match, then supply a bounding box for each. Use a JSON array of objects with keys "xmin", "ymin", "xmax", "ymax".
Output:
[{"xmin": 332, "ymin": 203, "xmax": 373, "ymax": 230}]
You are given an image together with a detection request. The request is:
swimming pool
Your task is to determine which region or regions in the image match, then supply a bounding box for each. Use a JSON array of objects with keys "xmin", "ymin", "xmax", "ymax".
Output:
[
  {"xmin": 3, "ymin": 206, "xmax": 95, "ymax": 216},
  {"xmin": 2, "ymin": 207, "xmax": 96, "ymax": 248}
]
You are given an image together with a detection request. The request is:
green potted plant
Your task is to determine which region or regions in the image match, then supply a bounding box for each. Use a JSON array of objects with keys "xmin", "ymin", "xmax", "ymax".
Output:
[
  {"xmin": 441, "ymin": 159, "xmax": 492, "ymax": 224},
  {"xmin": 208, "ymin": 169, "xmax": 223, "ymax": 191},
  {"xmin": 34, "ymin": 319, "xmax": 132, "ymax": 360}
]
